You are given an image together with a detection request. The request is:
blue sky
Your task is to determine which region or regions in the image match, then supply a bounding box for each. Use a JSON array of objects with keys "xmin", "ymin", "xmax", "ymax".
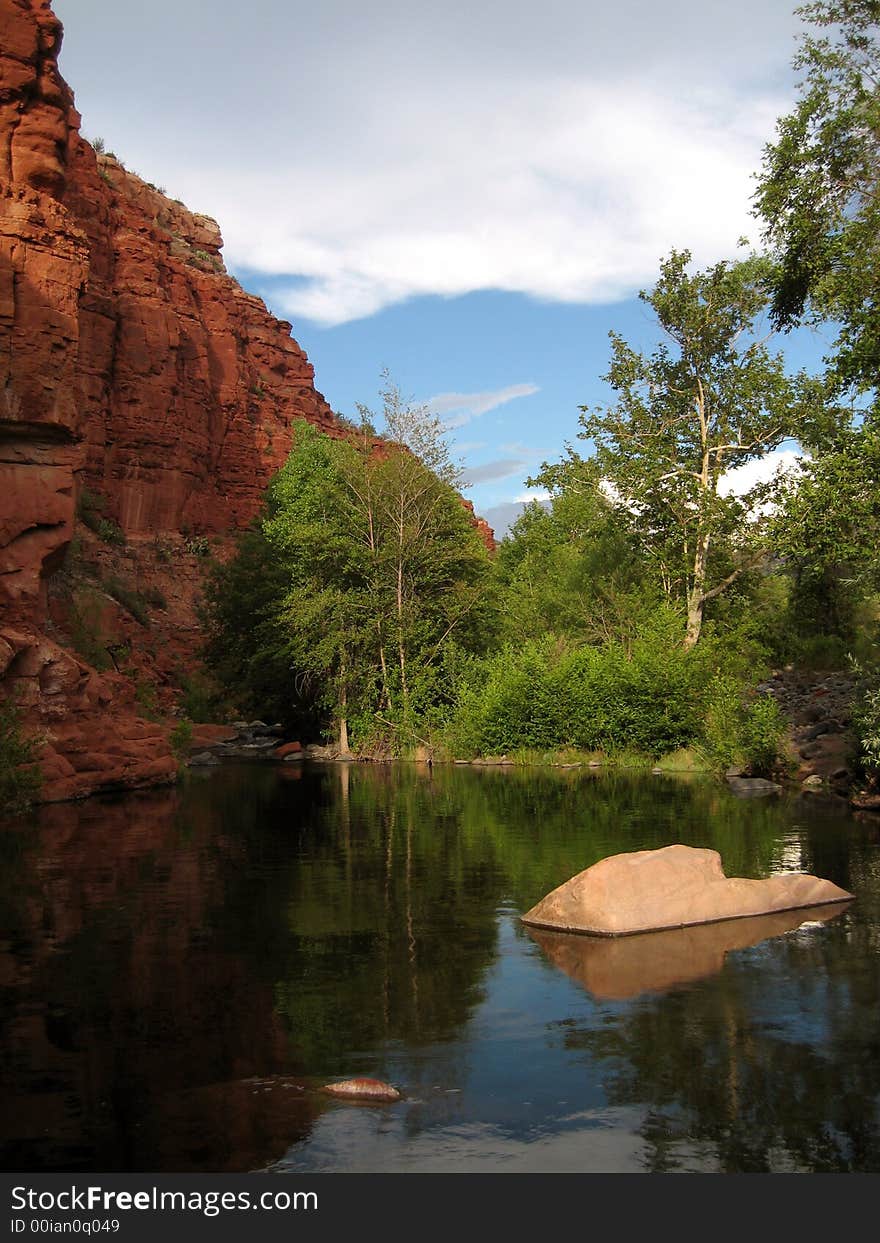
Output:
[{"xmin": 54, "ymin": 0, "xmax": 827, "ymax": 535}]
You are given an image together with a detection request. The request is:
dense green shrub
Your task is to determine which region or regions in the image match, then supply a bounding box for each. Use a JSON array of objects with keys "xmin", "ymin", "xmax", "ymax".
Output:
[
  {"xmin": 852, "ymin": 682, "xmax": 880, "ymax": 783},
  {"xmin": 68, "ymin": 587, "xmax": 112, "ymax": 670},
  {"xmin": 445, "ymin": 612, "xmax": 721, "ymax": 759},
  {"xmin": 179, "ymin": 672, "xmax": 221, "ymax": 723},
  {"xmin": 169, "ymin": 718, "xmax": 193, "ymax": 764},
  {"xmin": 699, "ymin": 676, "xmax": 787, "ymax": 777},
  {"xmin": 104, "ymin": 577, "xmax": 150, "ymax": 626},
  {"xmin": 0, "ymin": 696, "xmax": 42, "ymax": 816},
  {"xmin": 185, "ymin": 536, "xmax": 211, "ymax": 557}
]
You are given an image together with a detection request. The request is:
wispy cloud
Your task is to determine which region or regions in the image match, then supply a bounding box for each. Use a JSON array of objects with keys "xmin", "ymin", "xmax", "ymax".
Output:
[
  {"xmin": 426, "ymin": 383, "xmax": 540, "ymax": 429},
  {"xmin": 719, "ymin": 449, "xmax": 802, "ymax": 498},
  {"xmin": 462, "ymin": 458, "xmax": 530, "ymax": 486}
]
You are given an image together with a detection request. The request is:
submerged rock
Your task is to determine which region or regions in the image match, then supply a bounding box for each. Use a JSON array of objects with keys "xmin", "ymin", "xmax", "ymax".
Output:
[
  {"xmin": 322, "ymin": 1077, "xmax": 401, "ymax": 1103},
  {"xmin": 521, "ymin": 844, "xmax": 853, "ymax": 937},
  {"xmin": 726, "ymin": 776, "xmax": 782, "ymax": 798},
  {"xmin": 188, "ymin": 751, "xmax": 220, "ymax": 767}
]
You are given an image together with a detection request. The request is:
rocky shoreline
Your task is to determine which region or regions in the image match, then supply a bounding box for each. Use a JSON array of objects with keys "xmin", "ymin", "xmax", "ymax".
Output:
[{"xmin": 182, "ymin": 672, "xmax": 879, "ymax": 817}]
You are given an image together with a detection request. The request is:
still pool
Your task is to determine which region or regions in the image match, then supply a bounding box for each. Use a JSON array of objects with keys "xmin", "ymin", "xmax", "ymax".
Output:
[{"xmin": 1, "ymin": 762, "xmax": 878, "ymax": 1172}]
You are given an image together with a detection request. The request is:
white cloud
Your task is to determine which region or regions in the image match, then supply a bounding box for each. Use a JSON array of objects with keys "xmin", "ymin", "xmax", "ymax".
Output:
[
  {"xmin": 719, "ymin": 449, "xmax": 803, "ymax": 498},
  {"xmin": 210, "ymin": 83, "xmax": 781, "ymax": 325},
  {"xmin": 515, "ymin": 489, "xmax": 550, "ymax": 504},
  {"xmin": 57, "ymin": 1, "xmax": 801, "ymax": 326},
  {"xmin": 427, "ymin": 383, "xmax": 539, "ymax": 428}
]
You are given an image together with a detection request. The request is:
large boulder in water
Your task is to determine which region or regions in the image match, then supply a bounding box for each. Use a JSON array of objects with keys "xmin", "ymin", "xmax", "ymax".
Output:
[{"xmin": 521, "ymin": 844, "xmax": 852, "ymax": 937}]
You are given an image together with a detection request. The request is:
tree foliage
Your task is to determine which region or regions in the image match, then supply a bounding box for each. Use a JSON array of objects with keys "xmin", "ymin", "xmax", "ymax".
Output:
[
  {"xmin": 533, "ymin": 250, "xmax": 824, "ymax": 647},
  {"xmin": 0, "ymin": 695, "xmax": 42, "ymax": 817},
  {"xmin": 204, "ymin": 413, "xmax": 495, "ymax": 752},
  {"xmin": 756, "ymin": 0, "xmax": 880, "ymax": 396}
]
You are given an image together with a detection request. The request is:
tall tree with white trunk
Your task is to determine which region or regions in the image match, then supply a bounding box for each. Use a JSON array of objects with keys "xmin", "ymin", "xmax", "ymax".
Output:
[{"xmin": 535, "ymin": 249, "xmax": 825, "ymax": 648}]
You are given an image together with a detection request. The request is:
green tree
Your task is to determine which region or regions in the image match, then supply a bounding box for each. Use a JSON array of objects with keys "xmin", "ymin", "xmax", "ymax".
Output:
[
  {"xmin": 771, "ymin": 422, "xmax": 880, "ymax": 610},
  {"xmin": 755, "ymin": 0, "xmax": 880, "ymax": 397},
  {"xmin": 204, "ymin": 414, "xmax": 494, "ymax": 752},
  {"xmin": 495, "ymin": 490, "xmax": 651, "ymax": 649},
  {"xmin": 0, "ymin": 695, "xmax": 42, "ymax": 816},
  {"xmin": 533, "ymin": 249, "xmax": 824, "ymax": 648},
  {"xmin": 756, "ymin": 2, "xmax": 880, "ymax": 628}
]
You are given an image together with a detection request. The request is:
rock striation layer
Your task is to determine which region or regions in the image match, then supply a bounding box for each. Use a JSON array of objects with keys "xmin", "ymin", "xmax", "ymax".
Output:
[
  {"xmin": 521, "ymin": 844, "xmax": 853, "ymax": 937},
  {"xmin": 1, "ymin": 0, "xmax": 341, "ymax": 627}
]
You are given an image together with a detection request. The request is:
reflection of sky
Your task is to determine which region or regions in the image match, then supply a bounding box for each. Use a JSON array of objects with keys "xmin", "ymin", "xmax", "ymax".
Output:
[
  {"xmin": 274, "ymin": 912, "xmax": 850, "ymax": 1173},
  {"xmin": 275, "ymin": 916, "xmax": 657, "ymax": 1172},
  {"xmin": 270, "ymin": 919, "xmax": 705, "ymax": 1168}
]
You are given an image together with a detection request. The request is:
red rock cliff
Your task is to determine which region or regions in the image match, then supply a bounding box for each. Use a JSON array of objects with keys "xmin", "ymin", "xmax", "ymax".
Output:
[{"xmin": 0, "ymin": 0, "xmax": 348, "ymax": 802}]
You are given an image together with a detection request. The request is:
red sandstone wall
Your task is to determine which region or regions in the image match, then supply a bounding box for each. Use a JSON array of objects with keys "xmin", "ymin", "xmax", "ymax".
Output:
[
  {"xmin": 0, "ymin": 0, "xmax": 344, "ymax": 801},
  {"xmin": 0, "ymin": 0, "xmax": 493, "ymax": 803}
]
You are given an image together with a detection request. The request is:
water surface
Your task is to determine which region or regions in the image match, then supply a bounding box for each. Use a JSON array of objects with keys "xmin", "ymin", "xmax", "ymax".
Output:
[{"xmin": 1, "ymin": 762, "xmax": 878, "ymax": 1172}]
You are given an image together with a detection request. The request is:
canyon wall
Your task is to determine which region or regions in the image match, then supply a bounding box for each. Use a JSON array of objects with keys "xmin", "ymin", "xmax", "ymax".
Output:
[{"xmin": 0, "ymin": 0, "xmax": 353, "ymax": 801}]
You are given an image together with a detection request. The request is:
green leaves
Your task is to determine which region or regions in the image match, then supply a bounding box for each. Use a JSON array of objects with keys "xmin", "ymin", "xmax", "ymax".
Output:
[
  {"xmin": 756, "ymin": 0, "xmax": 880, "ymax": 394},
  {"xmin": 534, "ymin": 249, "xmax": 824, "ymax": 647},
  {"xmin": 202, "ymin": 415, "xmax": 494, "ymax": 750}
]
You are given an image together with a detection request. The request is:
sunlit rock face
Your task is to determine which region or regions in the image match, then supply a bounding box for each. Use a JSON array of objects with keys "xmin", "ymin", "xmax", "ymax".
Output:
[
  {"xmin": 0, "ymin": 0, "xmax": 342, "ymax": 799},
  {"xmin": 1, "ymin": 0, "xmax": 339, "ymax": 610},
  {"xmin": 1, "ymin": 0, "xmax": 88, "ymax": 617},
  {"xmin": 521, "ymin": 844, "xmax": 853, "ymax": 937}
]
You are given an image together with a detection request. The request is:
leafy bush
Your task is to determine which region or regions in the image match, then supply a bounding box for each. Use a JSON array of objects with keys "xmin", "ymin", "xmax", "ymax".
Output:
[
  {"xmin": 852, "ymin": 683, "xmax": 880, "ymax": 782},
  {"xmin": 445, "ymin": 613, "xmax": 720, "ymax": 759},
  {"xmin": 0, "ymin": 696, "xmax": 42, "ymax": 816},
  {"xmin": 104, "ymin": 577, "xmax": 150, "ymax": 626},
  {"xmin": 179, "ymin": 673, "xmax": 220, "ymax": 723},
  {"xmin": 68, "ymin": 587, "xmax": 112, "ymax": 669},
  {"xmin": 76, "ymin": 488, "xmax": 126, "ymax": 546},
  {"xmin": 699, "ymin": 677, "xmax": 787, "ymax": 777},
  {"xmin": 131, "ymin": 675, "xmax": 160, "ymax": 721},
  {"xmin": 153, "ymin": 536, "xmax": 173, "ymax": 564},
  {"xmin": 169, "ymin": 719, "xmax": 193, "ymax": 763},
  {"xmin": 737, "ymin": 695, "xmax": 788, "ymax": 776}
]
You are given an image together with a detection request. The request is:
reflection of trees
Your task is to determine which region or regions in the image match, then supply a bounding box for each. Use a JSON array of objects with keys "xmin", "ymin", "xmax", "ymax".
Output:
[
  {"xmin": 409, "ymin": 766, "xmax": 855, "ymax": 914},
  {"xmin": 554, "ymin": 919, "xmax": 880, "ymax": 1172},
  {"xmin": 1, "ymin": 761, "xmax": 874, "ymax": 1173},
  {"xmin": 272, "ymin": 764, "xmax": 506, "ymax": 1070}
]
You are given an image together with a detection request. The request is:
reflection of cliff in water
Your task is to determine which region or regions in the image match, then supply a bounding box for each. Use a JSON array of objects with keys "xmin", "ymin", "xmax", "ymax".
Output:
[
  {"xmin": 0, "ymin": 777, "xmax": 320, "ymax": 1170},
  {"xmin": 0, "ymin": 763, "xmax": 503, "ymax": 1170}
]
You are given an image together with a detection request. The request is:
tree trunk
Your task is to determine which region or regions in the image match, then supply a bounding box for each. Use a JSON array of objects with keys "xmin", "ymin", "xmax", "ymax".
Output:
[
  {"xmin": 684, "ymin": 530, "xmax": 710, "ymax": 650},
  {"xmin": 338, "ymin": 676, "xmax": 349, "ymax": 753}
]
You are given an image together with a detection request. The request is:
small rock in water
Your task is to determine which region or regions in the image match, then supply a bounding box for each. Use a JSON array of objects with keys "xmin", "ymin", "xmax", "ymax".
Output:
[
  {"xmin": 322, "ymin": 1077, "xmax": 401, "ymax": 1103},
  {"xmin": 726, "ymin": 775, "xmax": 782, "ymax": 798},
  {"xmin": 188, "ymin": 751, "xmax": 220, "ymax": 767}
]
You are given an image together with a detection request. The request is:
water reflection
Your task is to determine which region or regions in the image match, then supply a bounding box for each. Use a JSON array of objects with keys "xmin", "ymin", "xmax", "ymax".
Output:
[
  {"xmin": 1, "ymin": 762, "xmax": 877, "ymax": 1172},
  {"xmin": 526, "ymin": 903, "xmax": 851, "ymax": 1000}
]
